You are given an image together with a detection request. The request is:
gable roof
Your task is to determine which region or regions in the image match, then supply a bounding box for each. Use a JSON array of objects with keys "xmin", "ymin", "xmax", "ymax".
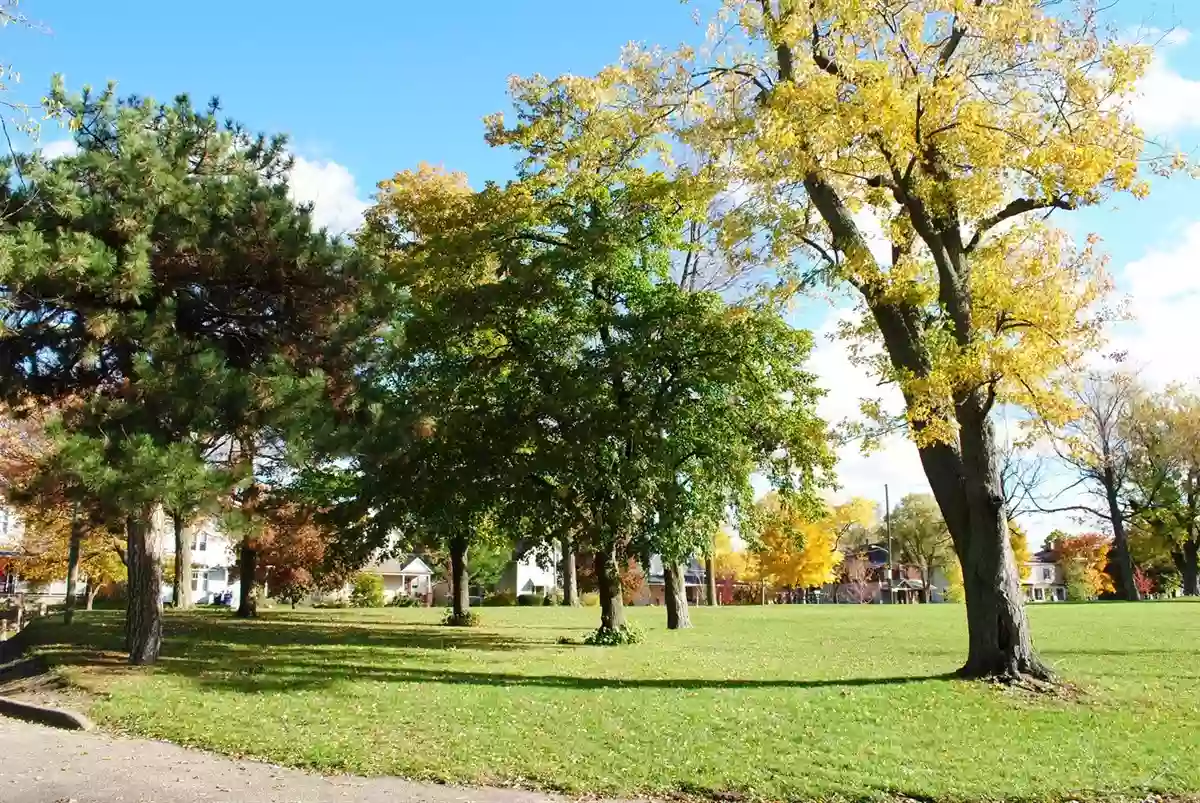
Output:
[{"xmin": 374, "ymin": 553, "xmax": 434, "ymax": 576}]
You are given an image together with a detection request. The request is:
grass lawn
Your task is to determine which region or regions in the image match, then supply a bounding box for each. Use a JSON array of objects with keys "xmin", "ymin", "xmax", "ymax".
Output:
[{"xmin": 22, "ymin": 601, "xmax": 1200, "ymax": 802}]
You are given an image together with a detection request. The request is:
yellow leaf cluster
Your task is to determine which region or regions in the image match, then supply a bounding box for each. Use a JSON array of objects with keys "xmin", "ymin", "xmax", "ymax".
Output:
[{"xmin": 753, "ymin": 493, "xmax": 846, "ymax": 588}]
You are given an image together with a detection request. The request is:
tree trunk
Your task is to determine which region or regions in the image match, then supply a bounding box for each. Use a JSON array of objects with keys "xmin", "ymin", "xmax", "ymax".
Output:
[
  {"xmin": 172, "ymin": 514, "xmax": 193, "ymax": 610},
  {"xmin": 560, "ymin": 535, "xmax": 579, "ymax": 607},
  {"xmin": 450, "ymin": 537, "xmax": 470, "ymax": 622},
  {"xmin": 1181, "ymin": 541, "xmax": 1199, "ymax": 596},
  {"xmin": 85, "ymin": 581, "xmax": 98, "ymax": 611},
  {"xmin": 705, "ymin": 554, "xmax": 718, "ymax": 606},
  {"xmin": 663, "ymin": 562, "xmax": 692, "ymax": 629},
  {"xmin": 236, "ymin": 540, "xmax": 257, "ymax": 618},
  {"xmin": 63, "ymin": 516, "xmax": 83, "ymax": 626},
  {"xmin": 920, "ymin": 403, "xmax": 1052, "ymax": 681},
  {"xmin": 595, "ymin": 547, "xmax": 627, "ymax": 632},
  {"xmin": 125, "ymin": 511, "xmax": 164, "ymax": 665},
  {"xmin": 1104, "ymin": 476, "xmax": 1139, "ymax": 601}
]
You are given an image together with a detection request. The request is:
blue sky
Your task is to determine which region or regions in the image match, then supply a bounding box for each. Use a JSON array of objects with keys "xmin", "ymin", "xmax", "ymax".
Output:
[{"xmin": 7, "ymin": 1, "xmax": 1200, "ymax": 539}]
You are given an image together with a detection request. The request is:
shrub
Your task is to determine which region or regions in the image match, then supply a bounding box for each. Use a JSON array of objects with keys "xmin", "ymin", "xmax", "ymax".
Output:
[
  {"xmin": 313, "ymin": 599, "xmax": 348, "ymax": 609},
  {"xmin": 483, "ymin": 591, "xmax": 516, "ymax": 607},
  {"xmin": 543, "ymin": 593, "xmax": 556, "ymax": 606},
  {"xmin": 387, "ymin": 594, "xmax": 422, "ymax": 608},
  {"xmin": 517, "ymin": 593, "xmax": 542, "ymax": 606},
  {"xmin": 349, "ymin": 573, "xmax": 385, "ymax": 608},
  {"xmin": 1063, "ymin": 562, "xmax": 1093, "ymax": 602},
  {"xmin": 584, "ymin": 624, "xmax": 643, "ymax": 646},
  {"xmin": 442, "ymin": 608, "xmax": 480, "ymax": 627},
  {"xmin": 579, "ymin": 592, "xmax": 600, "ymax": 607}
]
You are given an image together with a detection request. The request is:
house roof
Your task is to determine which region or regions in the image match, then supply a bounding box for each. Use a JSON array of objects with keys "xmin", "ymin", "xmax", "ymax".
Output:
[
  {"xmin": 646, "ymin": 555, "xmax": 706, "ymax": 586},
  {"xmin": 374, "ymin": 553, "xmax": 433, "ymax": 576}
]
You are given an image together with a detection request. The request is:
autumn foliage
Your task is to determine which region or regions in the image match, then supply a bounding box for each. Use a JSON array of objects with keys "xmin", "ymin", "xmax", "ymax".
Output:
[{"xmin": 1049, "ymin": 532, "xmax": 1115, "ymax": 597}]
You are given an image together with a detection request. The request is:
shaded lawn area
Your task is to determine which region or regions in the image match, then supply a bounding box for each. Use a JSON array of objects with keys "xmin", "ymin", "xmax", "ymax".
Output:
[{"xmin": 24, "ymin": 601, "xmax": 1200, "ymax": 802}]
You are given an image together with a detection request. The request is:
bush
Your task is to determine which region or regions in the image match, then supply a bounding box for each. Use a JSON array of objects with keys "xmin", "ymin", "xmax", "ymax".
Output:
[
  {"xmin": 579, "ymin": 592, "xmax": 600, "ymax": 607},
  {"xmin": 349, "ymin": 573, "xmax": 385, "ymax": 608},
  {"xmin": 517, "ymin": 593, "xmax": 542, "ymax": 606},
  {"xmin": 543, "ymin": 593, "xmax": 557, "ymax": 606},
  {"xmin": 313, "ymin": 599, "xmax": 348, "ymax": 609},
  {"xmin": 442, "ymin": 608, "xmax": 480, "ymax": 627},
  {"xmin": 483, "ymin": 591, "xmax": 516, "ymax": 607},
  {"xmin": 387, "ymin": 594, "xmax": 422, "ymax": 608},
  {"xmin": 583, "ymin": 624, "xmax": 643, "ymax": 646}
]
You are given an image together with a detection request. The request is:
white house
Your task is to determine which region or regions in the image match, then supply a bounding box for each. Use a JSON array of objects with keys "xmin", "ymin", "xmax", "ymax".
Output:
[
  {"xmin": 161, "ymin": 519, "xmax": 240, "ymax": 606},
  {"xmin": 372, "ymin": 553, "xmax": 434, "ymax": 601},
  {"xmin": 498, "ymin": 543, "xmax": 559, "ymax": 598},
  {"xmin": 1023, "ymin": 550, "xmax": 1067, "ymax": 602}
]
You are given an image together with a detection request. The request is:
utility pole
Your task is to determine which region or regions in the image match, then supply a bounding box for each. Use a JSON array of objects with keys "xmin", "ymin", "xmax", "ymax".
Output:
[{"xmin": 885, "ymin": 484, "xmax": 893, "ymax": 604}]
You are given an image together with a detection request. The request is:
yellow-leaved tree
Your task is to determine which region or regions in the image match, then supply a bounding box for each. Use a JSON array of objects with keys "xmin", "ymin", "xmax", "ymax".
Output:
[
  {"xmin": 1009, "ymin": 520, "xmax": 1033, "ymax": 582},
  {"xmin": 580, "ymin": 0, "xmax": 1178, "ymax": 680},
  {"xmin": 753, "ymin": 493, "xmax": 846, "ymax": 595}
]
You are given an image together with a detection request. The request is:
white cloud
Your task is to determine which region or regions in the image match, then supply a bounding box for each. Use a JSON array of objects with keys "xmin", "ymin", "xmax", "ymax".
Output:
[
  {"xmin": 805, "ymin": 309, "xmax": 926, "ymax": 508},
  {"xmin": 287, "ymin": 156, "xmax": 369, "ymax": 236},
  {"xmin": 1110, "ymin": 220, "xmax": 1200, "ymax": 388},
  {"xmin": 39, "ymin": 139, "xmax": 78, "ymax": 159},
  {"xmin": 1129, "ymin": 31, "xmax": 1200, "ymax": 135}
]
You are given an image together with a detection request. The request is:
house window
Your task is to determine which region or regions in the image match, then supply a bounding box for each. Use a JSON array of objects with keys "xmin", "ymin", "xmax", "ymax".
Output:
[
  {"xmin": 0, "ymin": 508, "xmax": 10, "ymax": 536},
  {"xmin": 1034, "ymin": 587, "xmax": 1044, "ymax": 601},
  {"xmin": 190, "ymin": 569, "xmax": 208, "ymax": 593},
  {"xmin": 1041, "ymin": 567, "xmax": 1054, "ymax": 582},
  {"xmin": 191, "ymin": 531, "xmax": 208, "ymax": 552}
]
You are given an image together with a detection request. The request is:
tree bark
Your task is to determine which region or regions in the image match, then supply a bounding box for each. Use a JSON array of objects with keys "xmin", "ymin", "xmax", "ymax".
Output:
[
  {"xmin": 236, "ymin": 540, "xmax": 258, "ymax": 618},
  {"xmin": 920, "ymin": 402, "xmax": 1052, "ymax": 681},
  {"xmin": 172, "ymin": 514, "xmax": 193, "ymax": 610},
  {"xmin": 663, "ymin": 562, "xmax": 692, "ymax": 629},
  {"xmin": 705, "ymin": 554, "xmax": 718, "ymax": 606},
  {"xmin": 63, "ymin": 515, "xmax": 83, "ymax": 626},
  {"xmin": 560, "ymin": 535, "xmax": 579, "ymax": 606},
  {"xmin": 125, "ymin": 511, "xmax": 164, "ymax": 665},
  {"xmin": 1181, "ymin": 540, "xmax": 1199, "ymax": 596},
  {"xmin": 450, "ymin": 537, "xmax": 470, "ymax": 622},
  {"xmin": 1103, "ymin": 474, "xmax": 1139, "ymax": 601},
  {"xmin": 85, "ymin": 581, "xmax": 98, "ymax": 611},
  {"xmin": 595, "ymin": 547, "xmax": 627, "ymax": 632}
]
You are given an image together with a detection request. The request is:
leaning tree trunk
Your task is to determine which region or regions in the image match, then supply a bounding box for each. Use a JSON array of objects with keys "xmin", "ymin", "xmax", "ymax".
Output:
[
  {"xmin": 922, "ymin": 401, "xmax": 1052, "ymax": 681},
  {"xmin": 63, "ymin": 516, "xmax": 83, "ymax": 626},
  {"xmin": 705, "ymin": 555, "xmax": 718, "ymax": 606},
  {"xmin": 663, "ymin": 562, "xmax": 692, "ymax": 630},
  {"xmin": 125, "ymin": 510, "xmax": 164, "ymax": 665},
  {"xmin": 85, "ymin": 581, "xmax": 98, "ymax": 611},
  {"xmin": 560, "ymin": 535, "xmax": 579, "ymax": 607},
  {"xmin": 595, "ymin": 546, "xmax": 627, "ymax": 633},
  {"xmin": 1104, "ymin": 477, "xmax": 1139, "ymax": 601},
  {"xmin": 1181, "ymin": 540, "xmax": 1199, "ymax": 596},
  {"xmin": 449, "ymin": 537, "xmax": 470, "ymax": 624},
  {"xmin": 236, "ymin": 540, "xmax": 258, "ymax": 618},
  {"xmin": 172, "ymin": 514, "xmax": 193, "ymax": 610}
]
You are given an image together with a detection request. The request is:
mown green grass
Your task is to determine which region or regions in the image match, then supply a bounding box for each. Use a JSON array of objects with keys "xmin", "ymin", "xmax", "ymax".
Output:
[{"xmin": 26, "ymin": 601, "xmax": 1200, "ymax": 802}]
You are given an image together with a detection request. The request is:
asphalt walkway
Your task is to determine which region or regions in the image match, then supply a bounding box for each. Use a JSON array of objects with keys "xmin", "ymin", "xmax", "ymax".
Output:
[{"xmin": 0, "ymin": 718, "xmax": 604, "ymax": 803}]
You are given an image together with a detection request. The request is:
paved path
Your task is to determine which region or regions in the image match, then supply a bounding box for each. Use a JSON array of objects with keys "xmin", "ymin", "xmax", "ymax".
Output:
[{"xmin": 0, "ymin": 718, "xmax": 603, "ymax": 803}]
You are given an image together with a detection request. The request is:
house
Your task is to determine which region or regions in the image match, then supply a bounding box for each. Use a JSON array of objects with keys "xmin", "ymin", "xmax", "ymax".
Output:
[
  {"xmin": 630, "ymin": 556, "xmax": 706, "ymax": 605},
  {"xmin": 1023, "ymin": 549, "xmax": 1066, "ymax": 602},
  {"xmin": 497, "ymin": 542, "xmax": 559, "ymax": 599},
  {"xmin": 828, "ymin": 543, "xmax": 929, "ymax": 603},
  {"xmin": 373, "ymin": 553, "xmax": 434, "ymax": 602},
  {"xmin": 165, "ymin": 519, "xmax": 240, "ymax": 606}
]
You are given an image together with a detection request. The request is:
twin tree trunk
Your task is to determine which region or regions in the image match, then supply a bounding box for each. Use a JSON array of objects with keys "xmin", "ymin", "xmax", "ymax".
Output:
[
  {"xmin": 1179, "ymin": 541, "xmax": 1200, "ymax": 596},
  {"xmin": 449, "ymin": 537, "xmax": 470, "ymax": 623},
  {"xmin": 172, "ymin": 515, "xmax": 192, "ymax": 610},
  {"xmin": 595, "ymin": 547, "xmax": 627, "ymax": 633},
  {"xmin": 663, "ymin": 562, "xmax": 692, "ymax": 630},
  {"xmin": 236, "ymin": 540, "xmax": 258, "ymax": 618},
  {"xmin": 560, "ymin": 535, "xmax": 579, "ymax": 606},
  {"xmin": 1104, "ymin": 475, "xmax": 1140, "ymax": 601},
  {"xmin": 705, "ymin": 555, "xmax": 718, "ymax": 606},
  {"xmin": 920, "ymin": 403, "xmax": 1051, "ymax": 681},
  {"xmin": 125, "ymin": 510, "xmax": 164, "ymax": 665},
  {"xmin": 63, "ymin": 516, "xmax": 83, "ymax": 626}
]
